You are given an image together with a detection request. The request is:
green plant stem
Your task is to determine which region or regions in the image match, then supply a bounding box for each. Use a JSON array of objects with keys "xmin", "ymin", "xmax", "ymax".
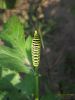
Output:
[{"xmin": 35, "ymin": 68, "xmax": 39, "ymax": 100}]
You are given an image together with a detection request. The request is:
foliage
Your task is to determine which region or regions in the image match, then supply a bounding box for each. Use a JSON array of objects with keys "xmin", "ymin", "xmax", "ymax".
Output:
[
  {"xmin": 0, "ymin": 15, "xmax": 32, "ymax": 73},
  {"xmin": 0, "ymin": 15, "xmax": 34, "ymax": 100},
  {"xmin": 0, "ymin": 15, "xmax": 60, "ymax": 100}
]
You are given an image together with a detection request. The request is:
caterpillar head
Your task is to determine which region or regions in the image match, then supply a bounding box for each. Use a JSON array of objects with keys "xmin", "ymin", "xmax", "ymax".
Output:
[{"xmin": 34, "ymin": 30, "xmax": 40, "ymax": 38}]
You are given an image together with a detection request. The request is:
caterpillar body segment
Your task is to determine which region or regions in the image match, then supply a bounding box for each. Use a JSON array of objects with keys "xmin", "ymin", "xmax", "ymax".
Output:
[{"xmin": 32, "ymin": 30, "xmax": 41, "ymax": 68}]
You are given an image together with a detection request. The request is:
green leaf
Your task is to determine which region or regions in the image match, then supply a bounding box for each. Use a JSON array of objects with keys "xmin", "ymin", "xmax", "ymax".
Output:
[
  {"xmin": 16, "ymin": 74, "xmax": 35, "ymax": 95},
  {"xmin": 0, "ymin": 91, "xmax": 8, "ymax": 100},
  {"xmin": 0, "ymin": 68, "xmax": 31, "ymax": 100},
  {"xmin": 0, "ymin": 90, "xmax": 29, "ymax": 100},
  {"xmin": 0, "ymin": 72, "xmax": 19, "ymax": 91},
  {"xmin": 2, "ymin": 68, "xmax": 20, "ymax": 85},
  {"xmin": 0, "ymin": 16, "xmax": 33, "ymax": 74},
  {"xmin": 0, "ymin": 46, "xmax": 32, "ymax": 74},
  {"xmin": 0, "ymin": 15, "xmax": 26, "ymax": 56},
  {"xmin": 25, "ymin": 35, "xmax": 32, "ymax": 66},
  {"xmin": 4, "ymin": 91, "xmax": 28, "ymax": 100}
]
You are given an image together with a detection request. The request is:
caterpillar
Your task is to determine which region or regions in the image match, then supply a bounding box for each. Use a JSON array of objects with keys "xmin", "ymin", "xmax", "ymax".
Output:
[{"xmin": 32, "ymin": 30, "xmax": 41, "ymax": 68}]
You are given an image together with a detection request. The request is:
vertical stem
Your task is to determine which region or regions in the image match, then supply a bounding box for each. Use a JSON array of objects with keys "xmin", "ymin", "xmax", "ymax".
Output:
[{"xmin": 35, "ymin": 68, "xmax": 39, "ymax": 100}]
